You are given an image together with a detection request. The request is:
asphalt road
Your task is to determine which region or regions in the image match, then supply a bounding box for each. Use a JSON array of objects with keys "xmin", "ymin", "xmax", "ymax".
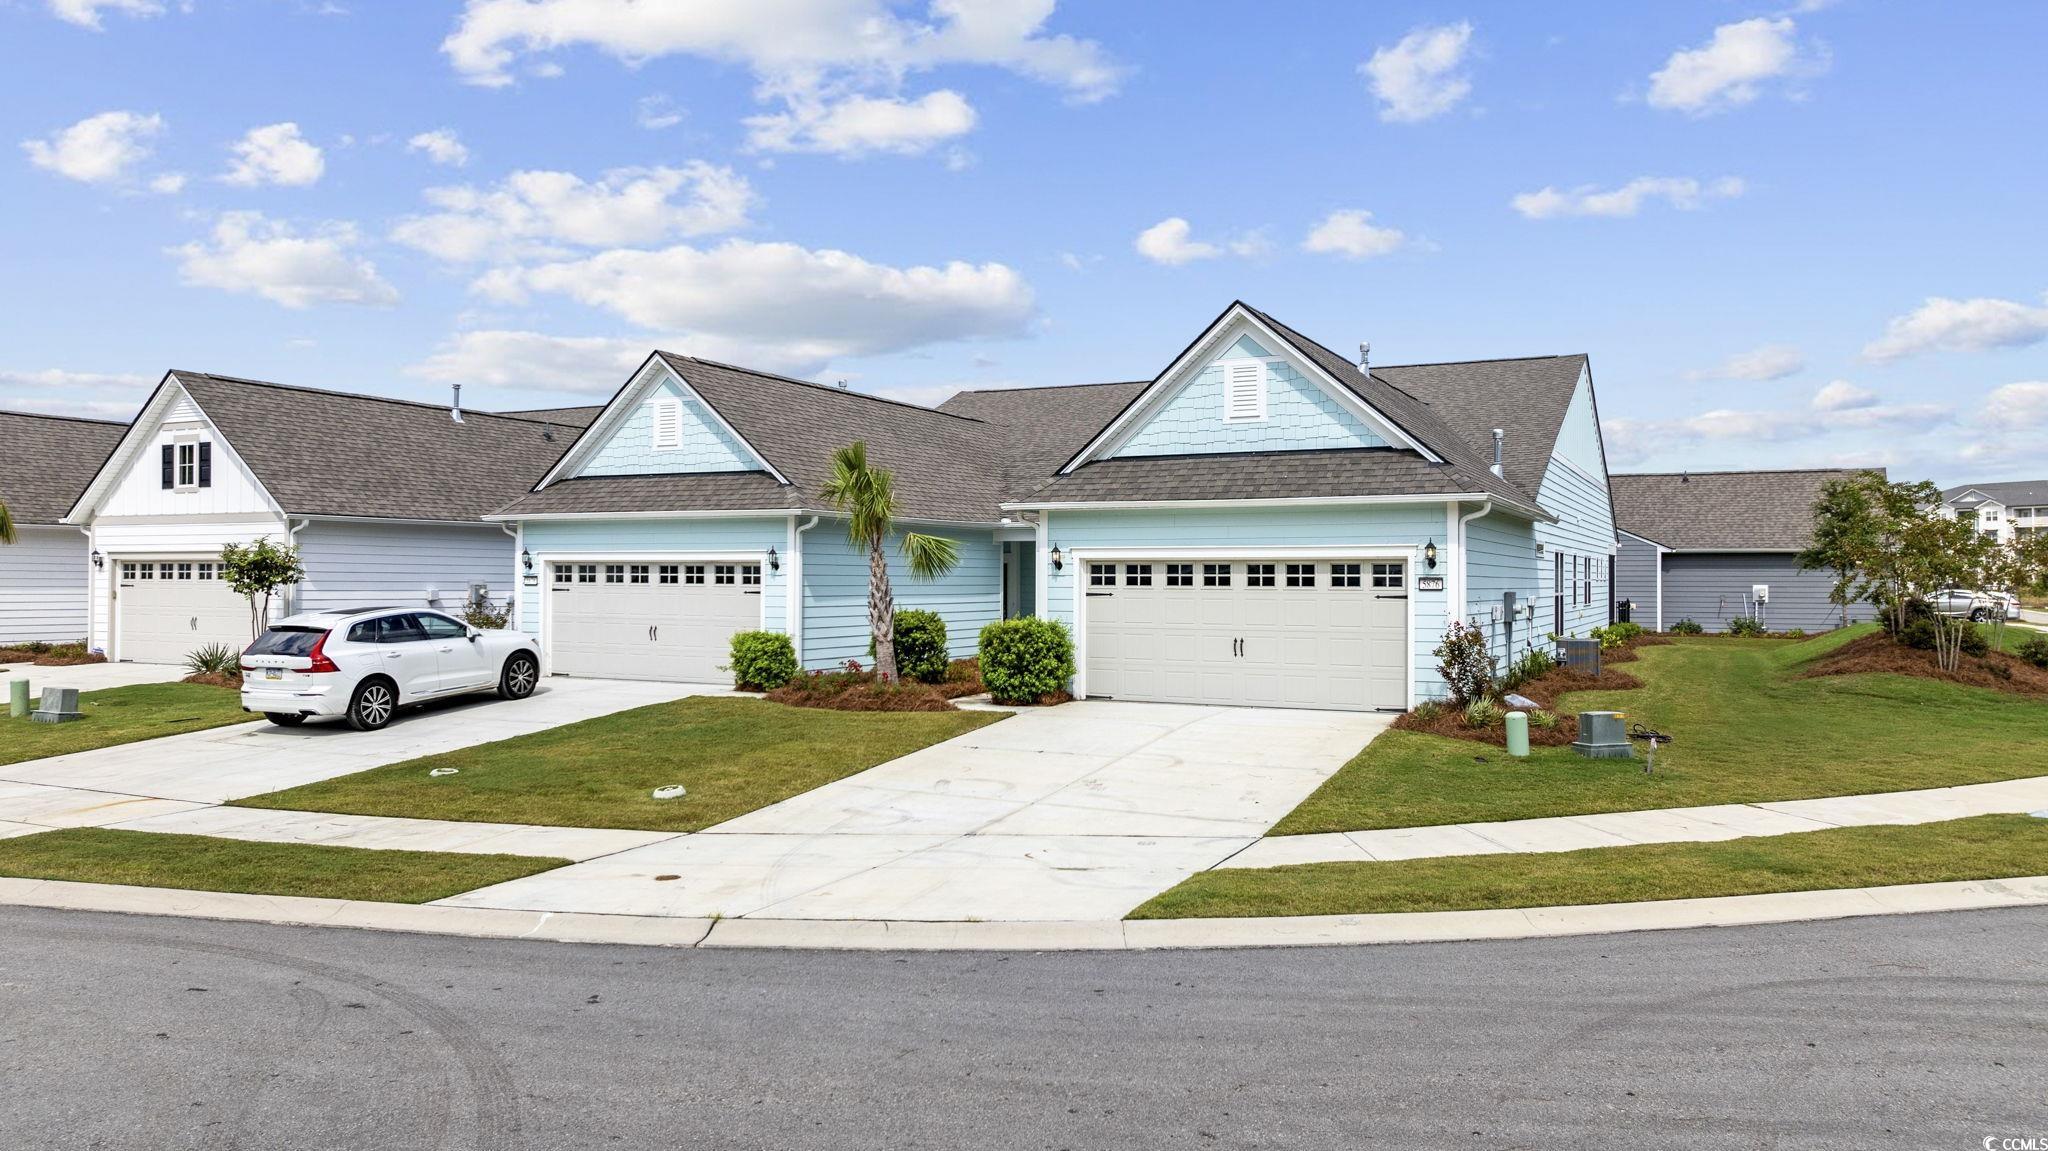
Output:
[{"xmin": 2, "ymin": 906, "xmax": 2044, "ymax": 1149}]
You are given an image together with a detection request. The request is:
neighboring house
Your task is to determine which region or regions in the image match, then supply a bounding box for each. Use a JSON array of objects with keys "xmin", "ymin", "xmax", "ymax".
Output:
[
  {"xmin": 1610, "ymin": 468, "xmax": 1880, "ymax": 633},
  {"xmin": 1940, "ymin": 480, "xmax": 2048, "ymax": 543},
  {"xmin": 498, "ymin": 302, "xmax": 1616, "ymax": 710},
  {"xmin": 62, "ymin": 373, "xmax": 580, "ymax": 663},
  {"xmin": 0, "ymin": 410, "xmax": 126, "ymax": 644}
]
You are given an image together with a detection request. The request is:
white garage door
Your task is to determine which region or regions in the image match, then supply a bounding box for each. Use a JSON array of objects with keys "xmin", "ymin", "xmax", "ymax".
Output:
[
  {"xmin": 547, "ymin": 561, "xmax": 763, "ymax": 683},
  {"xmin": 116, "ymin": 559, "xmax": 253, "ymax": 664},
  {"xmin": 1084, "ymin": 559, "xmax": 1409, "ymax": 712}
]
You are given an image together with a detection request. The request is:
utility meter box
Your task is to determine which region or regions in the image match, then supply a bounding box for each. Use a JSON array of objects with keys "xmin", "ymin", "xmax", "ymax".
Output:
[{"xmin": 1752, "ymin": 583, "xmax": 1770, "ymax": 604}]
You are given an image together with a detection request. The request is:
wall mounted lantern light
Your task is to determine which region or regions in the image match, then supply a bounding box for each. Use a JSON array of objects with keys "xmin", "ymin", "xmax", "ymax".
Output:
[
  {"xmin": 520, "ymin": 548, "xmax": 533, "ymax": 572},
  {"xmin": 766, "ymin": 546, "xmax": 780, "ymax": 572},
  {"xmin": 90, "ymin": 550, "xmax": 104, "ymax": 569},
  {"xmin": 1049, "ymin": 544, "xmax": 1064, "ymax": 571},
  {"xmin": 1423, "ymin": 540, "xmax": 1438, "ymax": 570}
]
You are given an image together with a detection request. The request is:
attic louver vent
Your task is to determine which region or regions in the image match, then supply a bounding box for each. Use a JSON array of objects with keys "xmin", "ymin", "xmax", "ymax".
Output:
[
  {"xmin": 651, "ymin": 398, "xmax": 682, "ymax": 450},
  {"xmin": 1223, "ymin": 361, "xmax": 1266, "ymax": 422}
]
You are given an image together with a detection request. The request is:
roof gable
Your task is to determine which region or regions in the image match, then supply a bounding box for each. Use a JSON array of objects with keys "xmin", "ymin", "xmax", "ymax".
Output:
[
  {"xmin": 0, "ymin": 410, "xmax": 125, "ymax": 525},
  {"xmin": 1106, "ymin": 326, "xmax": 1391, "ymax": 459},
  {"xmin": 564, "ymin": 360, "xmax": 770, "ymax": 480}
]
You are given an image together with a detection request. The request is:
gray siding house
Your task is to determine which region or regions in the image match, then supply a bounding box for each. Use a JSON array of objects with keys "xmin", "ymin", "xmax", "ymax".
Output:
[
  {"xmin": 0, "ymin": 411, "xmax": 126, "ymax": 644},
  {"xmin": 1610, "ymin": 468, "xmax": 1880, "ymax": 633}
]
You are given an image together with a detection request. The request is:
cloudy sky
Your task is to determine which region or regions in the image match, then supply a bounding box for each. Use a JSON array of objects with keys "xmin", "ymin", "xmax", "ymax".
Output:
[{"xmin": 4, "ymin": 1, "xmax": 2044, "ymax": 484}]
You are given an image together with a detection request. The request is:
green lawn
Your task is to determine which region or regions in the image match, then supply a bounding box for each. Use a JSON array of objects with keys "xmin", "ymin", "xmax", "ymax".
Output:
[
  {"xmin": 1131, "ymin": 814, "xmax": 2048, "ymax": 919},
  {"xmin": 1273, "ymin": 626, "xmax": 2048, "ymax": 835},
  {"xmin": 0, "ymin": 683, "xmax": 254, "ymax": 766},
  {"xmin": 232, "ymin": 695, "xmax": 1003, "ymax": 832},
  {"xmin": 0, "ymin": 828, "xmax": 564, "ymax": 903}
]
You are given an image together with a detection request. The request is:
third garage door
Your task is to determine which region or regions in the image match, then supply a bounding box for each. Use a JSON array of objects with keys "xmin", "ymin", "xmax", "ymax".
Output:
[
  {"xmin": 548, "ymin": 561, "xmax": 762, "ymax": 683},
  {"xmin": 1083, "ymin": 559, "xmax": 1409, "ymax": 712}
]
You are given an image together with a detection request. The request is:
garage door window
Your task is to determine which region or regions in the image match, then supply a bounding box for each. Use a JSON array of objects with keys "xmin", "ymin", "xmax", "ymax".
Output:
[
  {"xmin": 1331, "ymin": 563, "xmax": 1362, "ymax": 587},
  {"xmin": 714, "ymin": 564, "xmax": 737, "ymax": 585},
  {"xmin": 741, "ymin": 564, "xmax": 762, "ymax": 587},
  {"xmin": 659, "ymin": 565, "xmax": 679, "ymax": 584},
  {"xmin": 1089, "ymin": 563, "xmax": 1116, "ymax": 587},
  {"xmin": 1285, "ymin": 563, "xmax": 1316, "ymax": 587},
  {"xmin": 197, "ymin": 563, "xmax": 216, "ymax": 580},
  {"xmin": 1202, "ymin": 563, "xmax": 1231, "ymax": 587},
  {"xmin": 1124, "ymin": 564, "xmax": 1152, "ymax": 586},
  {"xmin": 629, "ymin": 564, "xmax": 650, "ymax": 584},
  {"xmin": 555, "ymin": 566, "xmax": 573, "ymax": 585},
  {"xmin": 1372, "ymin": 563, "xmax": 1404, "ymax": 588},
  {"xmin": 1246, "ymin": 563, "xmax": 1275, "ymax": 587},
  {"xmin": 577, "ymin": 564, "xmax": 597, "ymax": 584},
  {"xmin": 1165, "ymin": 563, "xmax": 1194, "ymax": 587}
]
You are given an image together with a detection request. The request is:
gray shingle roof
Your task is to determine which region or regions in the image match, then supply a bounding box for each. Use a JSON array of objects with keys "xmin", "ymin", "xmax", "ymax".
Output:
[
  {"xmin": 496, "ymin": 405, "xmax": 604, "ymax": 428},
  {"xmin": 1943, "ymin": 479, "xmax": 2048, "ymax": 509},
  {"xmin": 494, "ymin": 471, "xmax": 801, "ymax": 516},
  {"xmin": 0, "ymin": 410, "xmax": 126, "ymax": 525},
  {"xmin": 1002, "ymin": 449, "xmax": 1538, "ymax": 507},
  {"xmin": 168, "ymin": 373, "xmax": 582, "ymax": 521},
  {"xmin": 937, "ymin": 381, "xmax": 1149, "ymax": 498},
  {"xmin": 1374, "ymin": 354, "xmax": 1591, "ymax": 494},
  {"xmin": 1610, "ymin": 468, "xmax": 1881, "ymax": 551}
]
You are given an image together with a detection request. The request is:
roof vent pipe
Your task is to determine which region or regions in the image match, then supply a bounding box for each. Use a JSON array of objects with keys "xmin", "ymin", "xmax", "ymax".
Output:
[
  {"xmin": 1490, "ymin": 428, "xmax": 1504, "ymax": 478},
  {"xmin": 1358, "ymin": 342, "xmax": 1371, "ymax": 371},
  {"xmin": 451, "ymin": 383, "xmax": 464, "ymax": 424}
]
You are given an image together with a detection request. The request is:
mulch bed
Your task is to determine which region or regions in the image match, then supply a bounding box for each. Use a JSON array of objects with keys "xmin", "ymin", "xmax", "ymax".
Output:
[
  {"xmin": 0, "ymin": 647, "xmax": 106, "ymax": 667},
  {"xmin": 1394, "ymin": 646, "xmax": 1650, "ymax": 749},
  {"xmin": 765, "ymin": 671, "xmax": 959, "ymax": 712},
  {"xmin": 1801, "ymin": 631, "xmax": 2048, "ymax": 699},
  {"xmin": 934, "ymin": 659, "xmax": 985, "ymax": 700},
  {"xmin": 181, "ymin": 672, "xmax": 243, "ymax": 689}
]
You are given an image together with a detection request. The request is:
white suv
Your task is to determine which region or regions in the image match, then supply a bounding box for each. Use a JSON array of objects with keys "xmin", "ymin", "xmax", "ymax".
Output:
[{"xmin": 240, "ymin": 607, "xmax": 542, "ymax": 730}]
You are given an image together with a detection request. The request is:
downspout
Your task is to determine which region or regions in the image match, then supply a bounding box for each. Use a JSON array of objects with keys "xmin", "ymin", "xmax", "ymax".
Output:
[
  {"xmin": 76, "ymin": 524, "xmax": 98, "ymax": 655},
  {"xmin": 791, "ymin": 516, "xmax": 819, "ymax": 664},
  {"xmin": 284, "ymin": 518, "xmax": 309, "ymax": 621},
  {"xmin": 1454, "ymin": 499, "xmax": 1492, "ymax": 628},
  {"xmin": 501, "ymin": 521, "xmax": 520, "ymax": 630}
]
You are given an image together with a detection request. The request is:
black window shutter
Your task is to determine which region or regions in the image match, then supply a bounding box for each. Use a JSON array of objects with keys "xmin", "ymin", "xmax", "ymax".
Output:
[
  {"xmin": 160, "ymin": 444, "xmax": 174, "ymax": 488},
  {"xmin": 198, "ymin": 442, "xmax": 213, "ymax": 487}
]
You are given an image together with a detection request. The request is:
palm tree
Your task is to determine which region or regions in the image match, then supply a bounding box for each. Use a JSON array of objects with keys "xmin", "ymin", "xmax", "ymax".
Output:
[
  {"xmin": 820, "ymin": 442, "xmax": 959, "ymax": 682},
  {"xmin": 0, "ymin": 499, "xmax": 15, "ymax": 546}
]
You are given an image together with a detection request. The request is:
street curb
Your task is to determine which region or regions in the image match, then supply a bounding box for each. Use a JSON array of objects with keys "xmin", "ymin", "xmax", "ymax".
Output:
[{"xmin": 2, "ymin": 874, "xmax": 2045, "ymax": 951}]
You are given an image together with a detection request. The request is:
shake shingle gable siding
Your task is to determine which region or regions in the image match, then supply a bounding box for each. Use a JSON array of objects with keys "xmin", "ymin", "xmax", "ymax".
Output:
[{"xmin": 0, "ymin": 410, "xmax": 125, "ymax": 525}]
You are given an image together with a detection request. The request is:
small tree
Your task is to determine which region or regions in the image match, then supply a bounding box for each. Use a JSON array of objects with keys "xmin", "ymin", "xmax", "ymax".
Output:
[
  {"xmin": 819, "ymin": 441, "xmax": 960, "ymax": 683},
  {"xmin": 219, "ymin": 537, "xmax": 306, "ymax": 639},
  {"xmin": 0, "ymin": 498, "xmax": 15, "ymax": 545},
  {"xmin": 1434, "ymin": 621, "xmax": 1495, "ymax": 706}
]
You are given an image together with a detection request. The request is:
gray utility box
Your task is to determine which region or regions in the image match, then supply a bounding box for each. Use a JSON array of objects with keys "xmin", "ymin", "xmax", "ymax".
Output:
[
  {"xmin": 31, "ymin": 686, "xmax": 83, "ymax": 724},
  {"xmin": 1572, "ymin": 710, "xmax": 1633, "ymax": 759},
  {"xmin": 1559, "ymin": 638, "xmax": 1601, "ymax": 676}
]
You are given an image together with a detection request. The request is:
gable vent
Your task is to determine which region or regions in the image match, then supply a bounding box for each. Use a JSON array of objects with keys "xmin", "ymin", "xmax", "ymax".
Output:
[
  {"xmin": 651, "ymin": 398, "xmax": 682, "ymax": 450},
  {"xmin": 1222, "ymin": 361, "xmax": 1266, "ymax": 422}
]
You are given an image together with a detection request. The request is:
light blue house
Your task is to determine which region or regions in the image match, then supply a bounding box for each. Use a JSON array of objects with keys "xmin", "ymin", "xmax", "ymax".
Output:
[{"xmin": 494, "ymin": 302, "xmax": 1617, "ymax": 710}]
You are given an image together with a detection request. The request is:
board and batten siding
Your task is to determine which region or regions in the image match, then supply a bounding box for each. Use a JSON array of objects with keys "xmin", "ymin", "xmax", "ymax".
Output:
[
  {"xmin": 294, "ymin": 520, "xmax": 515, "ymax": 618},
  {"xmin": 1041, "ymin": 503, "xmax": 1448, "ymax": 702},
  {"xmin": 0, "ymin": 526, "xmax": 91, "ymax": 644},
  {"xmin": 514, "ymin": 516, "xmax": 790, "ymax": 642},
  {"xmin": 1614, "ymin": 534, "xmax": 1663, "ymax": 628},
  {"xmin": 1460, "ymin": 510, "xmax": 1543, "ymax": 666},
  {"xmin": 1660, "ymin": 552, "xmax": 1872, "ymax": 633},
  {"xmin": 800, "ymin": 521, "xmax": 1002, "ymax": 671}
]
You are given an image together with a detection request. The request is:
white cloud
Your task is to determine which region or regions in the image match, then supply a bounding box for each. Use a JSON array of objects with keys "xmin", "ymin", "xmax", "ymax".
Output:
[
  {"xmin": 47, "ymin": 0, "xmax": 162, "ymax": 30},
  {"xmin": 1134, "ymin": 217, "xmax": 1217, "ymax": 265},
  {"xmin": 636, "ymin": 94, "xmax": 684, "ymax": 130},
  {"xmin": 1302, "ymin": 209, "xmax": 1406, "ymax": 259},
  {"xmin": 1810, "ymin": 379, "xmax": 1877, "ymax": 412},
  {"xmin": 0, "ymin": 367, "xmax": 156, "ymax": 420},
  {"xmin": 1647, "ymin": 17, "xmax": 1817, "ymax": 115},
  {"xmin": 171, "ymin": 212, "xmax": 398, "ymax": 309},
  {"xmin": 21, "ymin": 110, "xmax": 163, "ymax": 183},
  {"xmin": 391, "ymin": 162, "xmax": 755, "ymax": 263},
  {"xmin": 224, "ymin": 122, "xmax": 326, "ymax": 187},
  {"xmin": 1361, "ymin": 22, "xmax": 1473, "ymax": 123},
  {"xmin": 1862, "ymin": 293, "xmax": 2048, "ymax": 362},
  {"xmin": 1986, "ymin": 381, "xmax": 2048, "ymax": 427},
  {"xmin": 148, "ymin": 171, "xmax": 187, "ymax": 194},
  {"xmin": 745, "ymin": 89, "xmax": 976, "ymax": 157},
  {"xmin": 1511, "ymin": 176, "xmax": 1744, "ymax": 219},
  {"xmin": 406, "ymin": 330, "xmax": 648, "ymax": 394},
  {"xmin": 472, "ymin": 237, "xmax": 1034, "ymax": 375},
  {"xmin": 406, "ymin": 128, "xmax": 470, "ymax": 167},
  {"xmin": 1686, "ymin": 343, "xmax": 1805, "ymax": 382}
]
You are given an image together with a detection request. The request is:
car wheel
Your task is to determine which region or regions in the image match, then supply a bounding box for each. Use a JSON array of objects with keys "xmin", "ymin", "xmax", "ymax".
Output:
[
  {"xmin": 264, "ymin": 712, "xmax": 307, "ymax": 727},
  {"xmin": 1970, "ymin": 608, "xmax": 1989, "ymax": 622},
  {"xmin": 499, "ymin": 652, "xmax": 539, "ymax": 700},
  {"xmin": 347, "ymin": 677, "xmax": 398, "ymax": 731}
]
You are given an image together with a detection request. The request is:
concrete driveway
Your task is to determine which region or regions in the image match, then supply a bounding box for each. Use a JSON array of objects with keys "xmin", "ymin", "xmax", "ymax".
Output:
[{"xmin": 443, "ymin": 701, "xmax": 1391, "ymax": 923}]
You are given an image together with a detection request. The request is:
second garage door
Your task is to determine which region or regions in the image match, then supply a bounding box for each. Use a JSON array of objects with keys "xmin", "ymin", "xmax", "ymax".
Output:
[
  {"xmin": 548, "ymin": 561, "xmax": 762, "ymax": 683},
  {"xmin": 115, "ymin": 559, "xmax": 253, "ymax": 663},
  {"xmin": 1084, "ymin": 559, "xmax": 1409, "ymax": 712}
]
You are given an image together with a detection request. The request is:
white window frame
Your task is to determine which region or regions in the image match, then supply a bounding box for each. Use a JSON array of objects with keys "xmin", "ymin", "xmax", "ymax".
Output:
[
  {"xmin": 1221, "ymin": 360, "xmax": 1268, "ymax": 423},
  {"xmin": 173, "ymin": 436, "xmax": 200, "ymax": 492},
  {"xmin": 650, "ymin": 397, "xmax": 683, "ymax": 451}
]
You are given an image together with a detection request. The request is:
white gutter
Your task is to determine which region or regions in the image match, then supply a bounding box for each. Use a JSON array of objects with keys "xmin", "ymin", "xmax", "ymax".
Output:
[{"xmin": 1454, "ymin": 499, "xmax": 1492, "ymax": 627}]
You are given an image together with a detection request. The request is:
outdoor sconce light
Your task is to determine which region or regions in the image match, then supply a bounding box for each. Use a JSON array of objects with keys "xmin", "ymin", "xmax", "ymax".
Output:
[
  {"xmin": 1049, "ymin": 544, "xmax": 1064, "ymax": 571},
  {"xmin": 766, "ymin": 546, "xmax": 780, "ymax": 572},
  {"xmin": 1424, "ymin": 540, "xmax": 1438, "ymax": 570},
  {"xmin": 90, "ymin": 550, "xmax": 104, "ymax": 569},
  {"xmin": 520, "ymin": 548, "xmax": 533, "ymax": 572}
]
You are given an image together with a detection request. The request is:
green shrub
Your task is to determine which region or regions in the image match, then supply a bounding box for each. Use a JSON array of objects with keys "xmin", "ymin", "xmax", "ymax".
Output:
[
  {"xmin": 1408, "ymin": 699, "xmax": 1449, "ymax": 723},
  {"xmin": 1784, "ymin": 628, "xmax": 1807, "ymax": 638},
  {"xmin": 1897, "ymin": 616, "xmax": 1990, "ymax": 656},
  {"xmin": 1462, "ymin": 699, "xmax": 1503, "ymax": 728},
  {"xmin": 890, "ymin": 609, "xmax": 949, "ymax": 684},
  {"xmin": 2017, "ymin": 634, "xmax": 2048, "ymax": 669},
  {"xmin": 1527, "ymin": 708, "xmax": 1559, "ymax": 730},
  {"xmin": 1434, "ymin": 622, "xmax": 1496, "ymax": 706},
  {"xmin": 1726, "ymin": 616, "xmax": 1766, "ymax": 637},
  {"xmin": 1962, "ymin": 625, "xmax": 1990, "ymax": 657},
  {"xmin": 1671, "ymin": 618, "xmax": 1704, "ymax": 635},
  {"xmin": 1591, "ymin": 621, "xmax": 1645, "ymax": 649},
  {"xmin": 23, "ymin": 640, "xmax": 52, "ymax": 655},
  {"xmin": 977, "ymin": 617, "xmax": 1075, "ymax": 704},
  {"xmin": 1500, "ymin": 647, "xmax": 1555, "ymax": 692},
  {"xmin": 184, "ymin": 643, "xmax": 239, "ymax": 678},
  {"xmin": 727, "ymin": 631, "xmax": 799, "ymax": 691},
  {"xmin": 463, "ymin": 598, "xmax": 511, "ymax": 630}
]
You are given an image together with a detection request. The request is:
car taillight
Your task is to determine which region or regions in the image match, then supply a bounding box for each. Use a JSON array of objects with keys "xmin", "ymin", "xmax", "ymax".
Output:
[{"xmin": 305, "ymin": 630, "xmax": 340, "ymax": 674}]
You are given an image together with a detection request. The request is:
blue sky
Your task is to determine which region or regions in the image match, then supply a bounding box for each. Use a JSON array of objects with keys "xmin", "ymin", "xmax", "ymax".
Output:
[{"xmin": 5, "ymin": 0, "xmax": 2044, "ymax": 485}]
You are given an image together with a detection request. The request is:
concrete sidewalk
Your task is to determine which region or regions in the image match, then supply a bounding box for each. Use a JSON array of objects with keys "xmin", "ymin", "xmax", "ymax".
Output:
[{"xmin": 1219, "ymin": 775, "xmax": 2048, "ymax": 869}]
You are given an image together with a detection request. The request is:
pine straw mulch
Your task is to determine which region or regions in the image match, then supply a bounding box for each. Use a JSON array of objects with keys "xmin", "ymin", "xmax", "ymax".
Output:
[
  {"xmin": 1800, "ymin": 631, "xmax": 2048, "ymax": 699},
  {"xmin": 0, "ymin": 647, "xmax": 106, "ymax": 667},
  {"xmin": 1393, "ymin": 651, "xmax": 1650, "ymax": 749},
  {"xmin": 180, "ymin": 672, "xmax": 243, "ymax": 689},
  {"xmin": 765, "ymin": 671, "xmax": 960, "ymax": 712}
]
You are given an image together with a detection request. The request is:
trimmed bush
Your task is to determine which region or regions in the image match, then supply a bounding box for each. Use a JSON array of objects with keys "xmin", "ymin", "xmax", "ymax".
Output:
[
  {"xmin": 891, "ymin": 609, "xmax": 949, "ymax": 684},
  {"xmin": 1591, "ymin": 621, "xmax": 1645, "ymax": 649},
  {"xmin": 1671, "ymin": 618, "xmax": 1704, "ymax": 635},
  {"xmin": 2018, "ymin": 634, "xmax": 2048, "ymax": 670},
  {"xmin": 977, "ymin": 617, "xmax": 1075, "ymax": 705},
  {"xmin": 1726, "ymin": 616, "xmax": 1766, "ymax": 637},
  {"xmin": 727, "ymin": 631, "xmax": 799, "ymax": 691}
]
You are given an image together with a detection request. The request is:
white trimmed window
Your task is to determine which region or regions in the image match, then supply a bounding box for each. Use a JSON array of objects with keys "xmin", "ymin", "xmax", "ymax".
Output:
[
  {"xmin": 650, "ymin": 397, "xmax": 683, "ymax": 450},
  {"xmin": 1222, "ymin": 361, "xmax": 1267, "ymax": 422}
]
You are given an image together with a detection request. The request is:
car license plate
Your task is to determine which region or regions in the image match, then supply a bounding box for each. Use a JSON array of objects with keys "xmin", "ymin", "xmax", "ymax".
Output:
[{"xmin": 264, "ymin": 668, "xmax": 282, "ymax": 681}]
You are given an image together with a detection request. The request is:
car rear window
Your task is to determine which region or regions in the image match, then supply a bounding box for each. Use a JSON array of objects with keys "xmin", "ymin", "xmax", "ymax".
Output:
[{"xmin": 246, "ymin": 627, "xmax": 326, "ymax": 656}]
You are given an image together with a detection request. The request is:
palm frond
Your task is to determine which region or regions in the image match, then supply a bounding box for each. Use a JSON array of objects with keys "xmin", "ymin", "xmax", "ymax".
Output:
[
  {"xmin": 0, "ymin": 499, "xmax": 14, "ymax": 546},
  {"xmin": 820, "ymin": 441, "xmax": 896, "ymax": 546},
  {"xmin": 901, "ymin": 532, "xmax": 961, "ymax": 581}
]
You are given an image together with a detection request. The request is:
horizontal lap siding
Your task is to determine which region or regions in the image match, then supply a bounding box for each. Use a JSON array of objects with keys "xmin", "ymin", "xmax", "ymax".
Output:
[
  {"xmin": 1614, "ymin": 535, "xmax": 1661, "ymax": 627},
  {"xmin": 1044, "ymin": 504, "xmax": 1447, "ymax": 702},
  {"xmin": 88, "ymin": 517, "xmax": 288, "ymax": 653},
  {"xmin": 1662, "ymin": 553, "xmax": 1871, "ymax": 632},
  {"xmin": 1462, "ymin": 512, "xmax": 1542, "ymax": 670},
  {"xmin": 0, "ymin": 527, "xmax": 90, "ymax": 644},
  {"xmin": 1533, "ymin": 459, "xmax": 1615, "ymax": 642},
  {"xmin": 802, "ymin": 523, "xmax": 1001, "ymax": 670},
  {"xmin": 515, "ymin": 517, "xmax": 790, "ymax": 639},
  {"xmin": 295, "ymin": 521, "xmax": 515, "ymax": 618}
]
